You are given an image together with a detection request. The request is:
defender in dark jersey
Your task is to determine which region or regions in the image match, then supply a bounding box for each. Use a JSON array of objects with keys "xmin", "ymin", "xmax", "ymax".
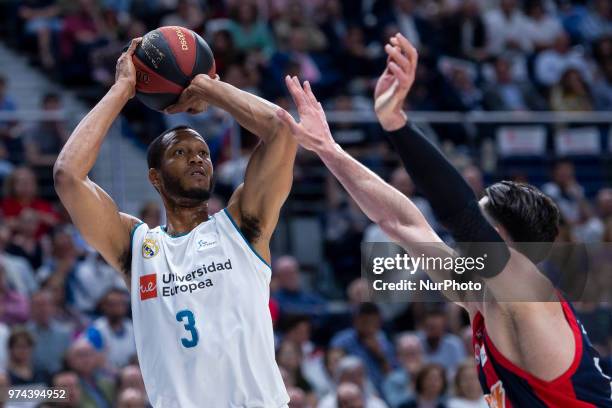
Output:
[{"xmin": 276, "ymin": 33, "xmax": 612, "ymax": 407}]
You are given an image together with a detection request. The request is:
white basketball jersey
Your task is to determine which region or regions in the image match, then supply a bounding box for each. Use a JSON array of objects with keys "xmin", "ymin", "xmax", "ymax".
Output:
[{"xmin": 130, "ymin": 209, "xmax": 289, "ymax": 408}]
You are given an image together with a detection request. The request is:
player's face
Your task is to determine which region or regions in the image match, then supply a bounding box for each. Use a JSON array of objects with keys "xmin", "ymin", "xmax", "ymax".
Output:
[{"xmin": 159, "ymin": 131, "xmax": 213, "ymax": 201}]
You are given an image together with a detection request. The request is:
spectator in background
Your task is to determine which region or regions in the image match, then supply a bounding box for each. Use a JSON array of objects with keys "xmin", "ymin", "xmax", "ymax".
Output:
[
  {"xmin": 383, "ymin": 333, "xmax": 424, "ymax": 408},
  {"xmin": 309, "ymin": 347, "xmax": 345, "ymax": 398},
  {"xmin": 59, "ymin": 0, "xmax": 109, "ymax": 84},
  {"xmin": 226, "ymin": 2, "xmax": 275, "ymax": 58},
  {"xmin": 18, "ymin": 0, "xmax": 62, "ymax": 69},
  {"xmin": 0, "ymin": 75, "xmax": 20, "ymax": 169},
  {"xmin": 1, "ymin": 166, "xmax": 59, "ymax": 239},
  {"xmin": 597, "ymin": 188, "xmax": 612, "ymax": 223},
  {"xmin": 483, "ymin": 0, "xmax": 532, "ymax": 56},
  {"xmin": 447, "ymin": 361, "xmax": 487, "ymax": 408},
  {"xmin": 417, "ymin": 309, "xmax": 466, "ymax": 375},
  {"xmin": 315, "ymin": 0, "xmax": 347, "ymax": 55},
  {"xmin": 42, "ymin": 275, "xmax": 89, "ymax": 336},
  {"xmin": 276, "ymin": 340, "xmax": 315, "ymax": 398},
  {"xmin": 117, "ymin": 365, "xmax": 147, "ymax": 400},
  {"xmin": 287, "ymin": 386, "xmax": 307, "ymax": 408},
  {"xmin": 209, "ymin": 29, "xmax": 239, "ymax": 77},
  {"xmin": 5, "ymin": 208, "xmax": 47, "ymax": 270},
  {"xmin": 338, "ymin": 26, "xmax": 383, "ymax": 87},
  {"xmin": 160, "ymin": 0, "xmax": 205, "ymax": 31},
  {"xmin": 382, "ymin": 0, "xmax": 434, "ymax": 53},
  {"xmin": 0, "ymin": 224, "xmax": 37, "ymax": 296},
  {"xmin": 535, "ymin": 31, "xmax": 591, "ymax": 87},
  {"xmin": 117, "ymin": 387, "xmax": 147, "ymax": 408},
  {"xmin": 274, "ymin": 1, "xmax": 327, "ymax": 51},
  {"xmin": 65, "ymin": 338, "xmax": 115, "ymax": 408},
  {"xmin": 483, "ymin": 56, "xmax": 548, "ymax": 111},
  {"xmin": 0, "ymin": 263, "xmax": 30, "ymax": 325},
  {"xmin": 272, "ymin": 255, "xmax": 326, "ymax": 316},
  {"xmin": 334, "ymin": 382, "xmax": 367, "ymax": 408},
  {"xmin": 542, "ymin": 159, "xmax": 585, "ymax": 224},
  {"xmin": 36, "ymin": 226, "xmax": 80, "ymax": 302},
  {"xmin": 593, "ymin": 50, "xmax": 612, "ymax": 110},
  {"xmin": 578, "ymin": 0, "xmax": 612, "ymax": 43},
  {"xmin": 550, "ymin": 68, "xmax": 595, "ymax": 111},
  {"xmin": 7, "ymin": 327, "xmax": 49, "ymax": 386},
  {"xmin": 524, "ymin": 0, "xmax": 563, "ymax": 51},
  {"xmin": 86, "ymin": 288, "xmax": 135, "ymax": 369},
  {"xmin": 445, "ymin": 66, "xmax": 483, "ymax": 111},
  {"xmin": 318, "ymin": 356, "xmax": 387, "ymax": 408},
  {"xmin": 331, "ymin": 303, "xmax": 396, "ymax": 394},
  {"xmin": 138, "ymin": 201, "xmax": 161, "ymax": 228},
  {"xmin": 439, "ymin": 0, "xmax": 488, "ymax": 61},
  {"xmin": 52, "ymin": 371, "xmax": 83, "ymax": 408},
  {"xmin": 27, "ymin": 290, "xmax": 71, "ymax": 376},
  {"xmin": 398, "ymin": 363, "xmax": 447, "ymax": 408},
  {"xmin": 461, "ymin": 165, "xmax": 486, "ymax": 199},
  {"xmin": 23, "ymin": 93, "xmax": 69, "ymax": 168}
]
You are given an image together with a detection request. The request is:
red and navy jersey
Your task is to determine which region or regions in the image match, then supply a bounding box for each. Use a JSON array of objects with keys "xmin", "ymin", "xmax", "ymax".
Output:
[{"xmin": 472, "ymin": 300, "xmax": 612, "ymax": 407}]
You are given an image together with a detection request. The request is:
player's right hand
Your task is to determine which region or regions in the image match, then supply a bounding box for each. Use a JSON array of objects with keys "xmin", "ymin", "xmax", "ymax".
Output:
[
  {"xmin": 115, "ymin": 37, "xmax": 142, "ymax": 97},
  {"xmin": 277, "ymin": 76, "xmax": 334, "ymax": 154},
  {"xmin": 374, "ymin": 33, "xmax": 418, "ymax": 131}
]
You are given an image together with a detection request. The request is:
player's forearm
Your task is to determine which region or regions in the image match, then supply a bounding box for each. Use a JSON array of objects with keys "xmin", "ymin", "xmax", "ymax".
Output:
[
  {"xmin": 54, "ymin": 81, "xmax": 131, "ymax": 181},
  {"xmin": 198, "ymin": 79, "xmax": 284, "ymax": 142},
  {"xmin": 317, "ymin": 142, "xmax": 429, "ymax": 235}
]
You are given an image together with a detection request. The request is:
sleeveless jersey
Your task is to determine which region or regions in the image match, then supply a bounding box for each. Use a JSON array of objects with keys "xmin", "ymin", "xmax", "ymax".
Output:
[
  {"xmin": 472, "ymin": 300, "xmax": 612, "ymax": 407},
  {"xmin": 130, "ymin": 209, "xmax": 289, "ymax": 408}
]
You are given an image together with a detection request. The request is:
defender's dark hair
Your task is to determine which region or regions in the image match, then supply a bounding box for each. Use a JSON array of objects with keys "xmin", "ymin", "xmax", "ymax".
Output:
[
  {"xmin": 484, "ymin": 181, "xmax": 560, "ymax": 262},
  {"xmin": 355, "ymin": 302, "xmax": 381, "ymax": 317},
  {"xmin": 146, "ymin": 125, "xmax": 201, "ymax": 169}
]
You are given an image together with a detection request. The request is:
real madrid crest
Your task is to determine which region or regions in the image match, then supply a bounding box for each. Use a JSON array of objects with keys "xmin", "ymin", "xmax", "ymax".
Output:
[{"xmin": 142, "ymin": 238, "xmax": 160, "ymax": 259}]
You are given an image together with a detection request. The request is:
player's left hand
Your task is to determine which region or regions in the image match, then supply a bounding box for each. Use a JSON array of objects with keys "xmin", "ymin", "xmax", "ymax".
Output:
[
  {"xmin": 165, "ymin": 74, "xmax": 221, "ymax": 115},
  {"xmin": 374, "ymin": 33, "xmax": 418, "ymax": 131},
  {"xmin": 276, "ymin": 76, "xmax": 334, "ymax": 154}
]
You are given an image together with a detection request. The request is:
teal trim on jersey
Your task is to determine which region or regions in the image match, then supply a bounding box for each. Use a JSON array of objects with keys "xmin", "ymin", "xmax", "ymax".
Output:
[
  {"xmin": 161, "ymin": 225, "xmax": 192, "ymax": 238},
  {"xmin": 222, "ymin": 208, "xmax": 271, "ymax": 269},
  {"xmin": 130, "ymin": 222, "xmax": 145, "ymax": 251}
]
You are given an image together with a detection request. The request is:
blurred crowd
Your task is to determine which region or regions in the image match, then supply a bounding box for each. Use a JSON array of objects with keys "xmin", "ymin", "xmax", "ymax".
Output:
[{"xmin": 0, "ymin": 0, "xmax": 610, "ymax": 407}]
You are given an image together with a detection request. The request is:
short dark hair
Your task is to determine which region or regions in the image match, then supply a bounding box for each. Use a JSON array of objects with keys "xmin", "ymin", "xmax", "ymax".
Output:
[
  {"xmin": 146, "ymin": 125, "xmax": 200, "ymax": 169},
  {"xmin": 414, "ymin": 363, "xmax": 447, "ymax": 395},
  {"xmin": 8, "ymin": 327, "xmax": 34, "ymax": 349},
  {"xmin": 484, "ymin": 181, "xmax": 560, "ymax": 261}
]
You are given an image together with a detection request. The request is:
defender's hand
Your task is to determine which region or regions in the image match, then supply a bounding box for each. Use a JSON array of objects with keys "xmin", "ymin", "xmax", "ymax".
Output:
[
  {"xmin": 115, "ymin": 37, "xmax": 141, "ymax": 97},
  {"xmin": 165, "ymin": 74, "xmax": 220, "ymax": 115},
  {"xmin": 374, "ymin": 33, "xmax": 418, "ymax": 131},
  {"xmin": 276, "ymin": 76, "xmax": 334, "ymax": 154}
]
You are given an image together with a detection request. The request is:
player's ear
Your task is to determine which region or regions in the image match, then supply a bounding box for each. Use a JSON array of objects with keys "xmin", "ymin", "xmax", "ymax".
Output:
[{"xmin": 148, "ymin": 168, "xmax": 161, "ymax": 190}]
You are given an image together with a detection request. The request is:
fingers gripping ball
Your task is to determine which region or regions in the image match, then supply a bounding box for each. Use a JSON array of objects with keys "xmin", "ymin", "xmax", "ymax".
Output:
[{"xmin": 132, "ymin": 26, "xmax": 216, "ymax": 111}]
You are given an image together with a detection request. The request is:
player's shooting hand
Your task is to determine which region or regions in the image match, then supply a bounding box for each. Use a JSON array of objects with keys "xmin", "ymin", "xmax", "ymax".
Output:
[
  {"xmin": 115, "ymin": 37, "xmax": 142, "ymax": 97},
  {"xmin": 276, "ymin": 76, "xmax": 334, "ymax": 154},
  {"xmin": 165, "ymin": 74, "xmax": 221, "ymax": 115},
  {"xmin": 374, "ymin": 33, "xmax": 418, "ymax": 131}
]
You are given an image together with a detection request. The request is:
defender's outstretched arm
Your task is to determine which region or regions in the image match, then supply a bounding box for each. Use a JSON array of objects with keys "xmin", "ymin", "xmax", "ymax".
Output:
[
  {"xmin": 53, "ymin": 39, "xmax": 142, "ymax": 278},
  {"xmin": 277, "ymin": 77, "xmax": 448, "ymax": 257},
  {"xmin": 168, "ymin": 75, "xmax": 298, "ymax": 264}
]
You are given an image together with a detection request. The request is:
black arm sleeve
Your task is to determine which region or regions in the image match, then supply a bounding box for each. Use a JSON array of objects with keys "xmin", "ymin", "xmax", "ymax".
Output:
[{"xmin": 386, "ymin": 123, "xmax": 510, "ymax": 277}]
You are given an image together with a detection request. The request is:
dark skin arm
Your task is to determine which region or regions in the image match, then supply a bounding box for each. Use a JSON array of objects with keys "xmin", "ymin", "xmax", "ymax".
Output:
[
  {"xmin": 167, "ymin": 75, "xmax": 298, "ymax": 264},
  {"xmin": 53, "ymin": 39, "xmax": 143, "ymax": 281}
]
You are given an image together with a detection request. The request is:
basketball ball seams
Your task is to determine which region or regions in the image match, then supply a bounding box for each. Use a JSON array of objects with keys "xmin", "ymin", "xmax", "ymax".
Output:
[
  {"xmin": 138, "ymin": 28, "xmax": 191, "ymax": 88},
  {"xmin": 133, "ymin": 55, "xmax": 184, "ymax": 94},
  {"xmin": 159, "ymin": 26, "xmax": 197, "ymax": 78}
]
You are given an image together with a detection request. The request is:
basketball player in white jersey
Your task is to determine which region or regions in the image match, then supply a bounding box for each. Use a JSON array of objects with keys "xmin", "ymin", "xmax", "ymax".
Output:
[{"xmin": 54, "ymin": 39, "xmax": 295, "ymax": 407}]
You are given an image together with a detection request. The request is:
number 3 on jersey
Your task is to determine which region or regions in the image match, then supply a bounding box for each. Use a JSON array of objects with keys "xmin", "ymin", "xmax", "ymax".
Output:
[{"xmin": 176, "ymin": 310, "xmax": 199, "ymax": 348}]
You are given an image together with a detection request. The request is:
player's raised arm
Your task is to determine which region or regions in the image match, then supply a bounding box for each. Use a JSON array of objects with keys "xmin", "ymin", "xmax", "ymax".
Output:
[
  {"xmin": 276, "ymin": 77, "xmax": 446, "ymax": 257},
  {"xmin": 167, "ymin": 75, "xmax": 298, "ymax": 264},
  {"xmin": 53, "ymin": 38, "xmax": 142, "ymax": 278}
]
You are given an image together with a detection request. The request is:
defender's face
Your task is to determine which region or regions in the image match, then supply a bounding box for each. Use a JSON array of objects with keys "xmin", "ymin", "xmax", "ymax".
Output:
[{"xmin": 158, "ymin": 131, "xmax": 213, "ymax": 200}]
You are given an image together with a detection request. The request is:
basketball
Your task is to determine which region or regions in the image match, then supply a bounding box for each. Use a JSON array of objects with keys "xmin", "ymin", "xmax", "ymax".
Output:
[{"xmin": 132, "ymin": 26, "xmax": 216, "ymax": 111}]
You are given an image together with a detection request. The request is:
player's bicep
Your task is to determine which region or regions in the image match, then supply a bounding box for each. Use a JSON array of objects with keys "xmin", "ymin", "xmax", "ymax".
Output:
[
  {"xmin": 239, "ymin": 133, "xmax": 297, "ymax": 235},
  {"xmin": 55, "ymin": 175, "xmax": 137, "ymax": 273}
]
